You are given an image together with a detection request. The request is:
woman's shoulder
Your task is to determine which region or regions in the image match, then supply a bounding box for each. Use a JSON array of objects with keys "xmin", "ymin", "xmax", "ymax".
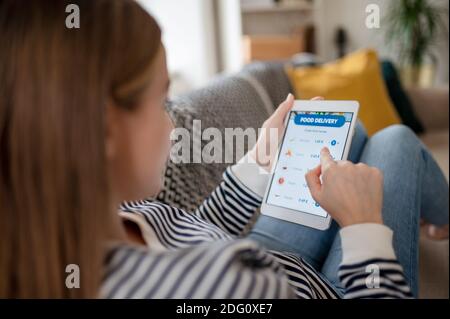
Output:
[{"xmin": 101, "ymin": 238, "xmax": 295, "ymax": 299}]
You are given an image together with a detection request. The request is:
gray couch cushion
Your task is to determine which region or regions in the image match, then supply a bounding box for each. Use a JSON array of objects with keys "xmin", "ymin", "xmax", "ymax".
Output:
[
  {"xmin": 156, "ymin": 75, "xmax": 271, "ymax": 212},
  {"xmin": 241, "ymin": 61, "xmax": 292, "ymax": 111}
]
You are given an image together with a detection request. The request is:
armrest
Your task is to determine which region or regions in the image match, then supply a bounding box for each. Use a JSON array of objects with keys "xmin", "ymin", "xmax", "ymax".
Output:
[{"xmin": 405, "ymin": 86, "xmax": 449, "ymax": 132}]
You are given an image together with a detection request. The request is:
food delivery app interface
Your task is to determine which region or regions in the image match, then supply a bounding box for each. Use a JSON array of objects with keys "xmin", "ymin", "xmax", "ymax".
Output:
[{"xmin": 266, "ymin": 110, "xmax": 354, "ymax": 217}]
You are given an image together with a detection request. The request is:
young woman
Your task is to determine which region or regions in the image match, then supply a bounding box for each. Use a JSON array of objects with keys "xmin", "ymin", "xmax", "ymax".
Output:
[{"xmin": 0, "ymin": 0, "xmax": 448, "ymax": 298}]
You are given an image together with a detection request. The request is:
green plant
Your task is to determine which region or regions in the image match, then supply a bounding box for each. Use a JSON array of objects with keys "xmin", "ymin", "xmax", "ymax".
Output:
[{"xmin": 384, "ymin": 0, "xmax": 448, "ymax": 68}]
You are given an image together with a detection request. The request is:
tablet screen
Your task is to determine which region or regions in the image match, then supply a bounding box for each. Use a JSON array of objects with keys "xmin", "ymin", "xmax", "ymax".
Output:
[{"xmin": 265, "ymin": 110, "xmax": 355, "ymax": 218}]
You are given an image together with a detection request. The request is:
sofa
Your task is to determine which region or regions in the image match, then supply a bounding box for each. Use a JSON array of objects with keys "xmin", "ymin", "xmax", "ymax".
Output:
[
  {"xmin": 406, "ymin": 86, "xmax": 449, "ymax": 298},
  {"xmin": 159, "ymin": 61, "xmax": 449, "ymax": 298}
]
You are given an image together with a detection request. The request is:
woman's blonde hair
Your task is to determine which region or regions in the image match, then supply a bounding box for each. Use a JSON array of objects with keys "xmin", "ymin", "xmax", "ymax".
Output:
[{"xmin": 0, "ymin": 0, "xmax": 161, "ymax": 298}]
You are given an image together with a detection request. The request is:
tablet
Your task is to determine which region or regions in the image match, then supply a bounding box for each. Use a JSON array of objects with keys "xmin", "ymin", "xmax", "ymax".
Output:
[{"xmin": 261, "ymin": 100, "xmax": 359, "ymax": 230}]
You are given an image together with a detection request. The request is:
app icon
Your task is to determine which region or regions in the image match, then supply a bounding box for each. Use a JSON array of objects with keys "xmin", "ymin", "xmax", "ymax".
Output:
[
  {"xmin": 278, "ymin": 177, "xmax": 285, "ymax": 185},
  {"xmin": 331, "ymin": 140, "xmax": 337, "ymax": 146},
  {"xmin": 285, "ymin": 149, "xmax": 292, "ymax": 157}
]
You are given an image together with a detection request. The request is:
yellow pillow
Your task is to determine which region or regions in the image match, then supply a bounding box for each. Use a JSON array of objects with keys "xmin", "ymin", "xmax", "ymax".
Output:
[{"xmin": 286, "ymin": 49, "xmax": 400, "ymax": 136}]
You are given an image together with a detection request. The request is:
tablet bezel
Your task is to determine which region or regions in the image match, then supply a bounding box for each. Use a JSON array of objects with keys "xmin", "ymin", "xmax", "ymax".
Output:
[{"xmin": 260, "ymin": 100, "xmax": 360, "ymax": 230}]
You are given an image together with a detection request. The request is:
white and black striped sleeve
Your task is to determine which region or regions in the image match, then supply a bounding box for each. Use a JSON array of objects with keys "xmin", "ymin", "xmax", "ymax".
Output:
[
  {"xmin": 268, "ymin": 250, "xmax": 340, "ymax": 299},
  {"xmin": 101, "ymin": 239, "xmax": 297, "ymax": 299},
  {"xmin": 338, "ymin": 224, "xmax": 413, "ymax": 298},
  {"xmin": 192, "ymin": 165, "xmax": 263, "ymax": 237}
]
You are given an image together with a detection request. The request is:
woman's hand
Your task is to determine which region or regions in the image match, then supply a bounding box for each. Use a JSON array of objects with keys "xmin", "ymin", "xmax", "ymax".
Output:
[
  {"xmin": 249, "ymin": 94, "xmax": 323, "ymax": 172},
  {"xmin": 305, "ymin": 147, "xmax": 384, "ymax": 227}
]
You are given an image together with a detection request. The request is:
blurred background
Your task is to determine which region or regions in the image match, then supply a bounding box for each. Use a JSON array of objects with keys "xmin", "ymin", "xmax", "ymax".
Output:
[{"xmin": 137, "ymin": 0, "xmax": 449, "ymax": 95}]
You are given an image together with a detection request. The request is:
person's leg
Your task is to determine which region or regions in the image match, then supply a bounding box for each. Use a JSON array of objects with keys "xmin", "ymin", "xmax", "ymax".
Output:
[
  {"xmin": 246, "ymin": 121, "xmax": 368, "ymax": 271},
  {"xmin": 321, "ymin": 124, "xmax": 449, "ymax": 297},
  {"xmin": 347, "ymin": 121, "xmax": 369, "ymax": 164}
]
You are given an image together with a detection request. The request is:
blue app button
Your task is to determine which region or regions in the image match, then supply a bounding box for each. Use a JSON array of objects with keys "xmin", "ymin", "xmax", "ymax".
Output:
[{"xmin": 295, "ymin": 114, "xmax": 345, "ymax": 127}]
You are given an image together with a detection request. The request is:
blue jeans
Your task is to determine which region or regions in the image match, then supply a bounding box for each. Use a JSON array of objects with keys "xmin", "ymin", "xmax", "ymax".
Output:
[{"xmin": 246, "ymin": 122, "xmax": 449, "ymax": 297}]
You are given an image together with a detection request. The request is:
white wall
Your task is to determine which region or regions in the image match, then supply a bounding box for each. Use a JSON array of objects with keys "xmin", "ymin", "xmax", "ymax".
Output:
[
  {"xmin": 137, "ymin": 0, "xmax": 448, "ymax": 91},
  {"xmin": 137, "ymin": 0, "xmax": 219, "ymax": 94},
  {"xmin": 216, "ymin": 0, "xmax": 244, "ymax": 74},
  {"xmin": 314, "ymin": 0, "xmax": 449, "ymax": 85}
]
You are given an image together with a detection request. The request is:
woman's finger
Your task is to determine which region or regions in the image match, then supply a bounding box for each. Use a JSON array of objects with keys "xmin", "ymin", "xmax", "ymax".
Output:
[
  {"xmin": 305, "ymin": 164, "xmax": 322, "ymax": 200},
  {"xmin": 274, "ymin": 93, "xmax": 295, "ymax": 118},
  {"xmin": 320, "ymin": 147, "xmax": 336, "ymax": 172}
]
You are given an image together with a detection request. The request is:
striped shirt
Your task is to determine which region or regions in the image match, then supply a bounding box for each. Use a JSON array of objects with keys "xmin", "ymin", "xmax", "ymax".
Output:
[{"xmin": 100, "ymin": 165, "xmax": 412, "ymax": 299}]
